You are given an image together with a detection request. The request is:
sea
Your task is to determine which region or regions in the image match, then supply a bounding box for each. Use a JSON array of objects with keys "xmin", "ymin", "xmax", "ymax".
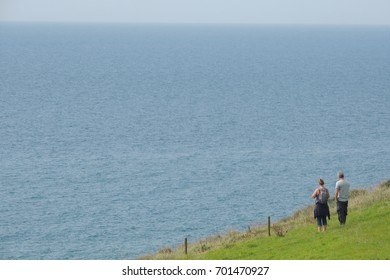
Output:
[{"xmin": 0, "ymin": 23, "xmax": 389, "ymax": 259}]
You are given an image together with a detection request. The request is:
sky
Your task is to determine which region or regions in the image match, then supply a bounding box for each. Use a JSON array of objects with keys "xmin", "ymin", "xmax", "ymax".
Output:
[{"xmin": 0, "ymin": 0, "xmax": 389, "ymax": 25}]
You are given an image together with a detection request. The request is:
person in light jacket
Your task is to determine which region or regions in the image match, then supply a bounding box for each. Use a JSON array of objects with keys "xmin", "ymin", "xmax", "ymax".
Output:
[{"xmin": 335, "ymin": 171, "xmax": 350, "ymax": 225}]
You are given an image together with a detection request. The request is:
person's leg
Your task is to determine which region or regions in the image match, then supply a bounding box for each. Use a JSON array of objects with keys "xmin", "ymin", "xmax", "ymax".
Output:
[
  {"xmin": 340, "ymin": 201, "xmax": 348, "ymax": 225},
  {"xmin": 316, "ymin": 217, "xmax": 322, "ymax": 232},
  {"xmin": 344, "ymin": 201, "xmax": 348, "ymax": 224},
  {"xmin": 337, "ymin": 201, "xmax": 346, "ymax": 225},
  {"xmin": 322, "ymin": 216, "xmax": 327, "ymax": 231},
  {"xmin": 340, "ymin": 212, "xmax": 346, "ymax": 225}
]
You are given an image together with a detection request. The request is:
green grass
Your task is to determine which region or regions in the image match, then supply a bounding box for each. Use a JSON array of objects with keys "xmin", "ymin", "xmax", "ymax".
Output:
[
  {"xmin": 142, "ymin": 179, "xmax": 390, "ymax": 260},
  {"xmin": 198, "ymin": 201, "xmax": 390, "ymax": 259}
]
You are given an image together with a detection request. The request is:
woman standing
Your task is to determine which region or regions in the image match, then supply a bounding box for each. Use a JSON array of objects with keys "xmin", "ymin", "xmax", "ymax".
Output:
[{"xmin": 312, "ymin": 178, "xmax": 330, "ymax": 232}]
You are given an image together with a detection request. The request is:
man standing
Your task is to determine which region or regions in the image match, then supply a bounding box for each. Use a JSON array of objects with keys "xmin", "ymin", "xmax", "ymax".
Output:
[{"xmin": 335, "ymin": 171, "xmax": 350, "ymax": 225}]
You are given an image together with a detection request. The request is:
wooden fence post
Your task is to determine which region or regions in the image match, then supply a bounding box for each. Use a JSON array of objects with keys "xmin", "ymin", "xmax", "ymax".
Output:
[
  {"xmin": 184, "ymin": 237, "xmax": 188, "ymax": 255},
  {"xmin": 268, "ymin": 216, "xmax": 271, "ymax": 236}
]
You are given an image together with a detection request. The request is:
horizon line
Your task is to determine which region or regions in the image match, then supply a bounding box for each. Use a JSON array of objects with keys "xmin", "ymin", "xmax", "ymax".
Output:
[{"xmin": 1, "ymin": 20, "xmax": 390, "ymax": 27}]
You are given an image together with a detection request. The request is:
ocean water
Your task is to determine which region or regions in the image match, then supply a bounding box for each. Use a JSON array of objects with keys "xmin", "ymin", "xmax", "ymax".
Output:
[{"xmin": 0, "ymin": 23, "xmax": 389, "ymax": 259}]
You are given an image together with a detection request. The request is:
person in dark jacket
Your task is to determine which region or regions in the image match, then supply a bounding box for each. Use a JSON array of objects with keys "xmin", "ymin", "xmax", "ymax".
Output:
[{"xmin": 312, "ymin": 178, "xmax": 330, "ymax": 232}]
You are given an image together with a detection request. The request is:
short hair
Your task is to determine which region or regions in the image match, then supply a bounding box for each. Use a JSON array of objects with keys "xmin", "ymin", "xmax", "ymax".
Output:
[{"xmin": 338, "ymin": 171, "xmax": 344, "ymax": 178}]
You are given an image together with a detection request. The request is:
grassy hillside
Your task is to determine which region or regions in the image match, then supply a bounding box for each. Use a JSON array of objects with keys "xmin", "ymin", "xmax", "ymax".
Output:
[{"xmin": 142, "ymin": 179, "xmax": 390, "ymax": 260}]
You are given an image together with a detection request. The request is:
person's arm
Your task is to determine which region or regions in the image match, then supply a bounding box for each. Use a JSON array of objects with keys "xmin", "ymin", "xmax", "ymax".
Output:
[
  {"xmin": 311, "ymin": 188, "xmax": 319, "ymax": 199},
  {"xmin": 335, "ymin": 182, "xmax": 339, "ymax": 201},
  {"xmin": 335, "ymin": 188, "xmax": 339, "ymax": 201}
]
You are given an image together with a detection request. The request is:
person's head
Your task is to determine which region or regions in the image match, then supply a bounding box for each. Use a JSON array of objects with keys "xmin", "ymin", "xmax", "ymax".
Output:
[
  {"xmin": 318, "ymin": 178, "xmax": 325, "ymax": 186},
  {"xmin": 338, "ymin": 171, "xmax": 344, "ymax": 179}
]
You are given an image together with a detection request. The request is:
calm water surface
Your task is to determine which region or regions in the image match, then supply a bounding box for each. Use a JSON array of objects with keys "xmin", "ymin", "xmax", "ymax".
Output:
[{"xmin": 1, "ymin": 24, "xmax": 389, "ymax": 259}]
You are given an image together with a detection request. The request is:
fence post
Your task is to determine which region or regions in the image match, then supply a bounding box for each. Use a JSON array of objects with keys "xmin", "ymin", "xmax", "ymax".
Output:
[
  {"xmin": 184, "ymin": 237, "xmax": 188, "ymax": 255},
  {"xmin": 268, "ymin": 216, "xmax": 271, "ymax": 236}
]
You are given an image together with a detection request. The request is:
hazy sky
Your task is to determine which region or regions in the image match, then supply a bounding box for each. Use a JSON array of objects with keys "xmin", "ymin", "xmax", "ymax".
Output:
[{"xmin": 1, "ymin": 0, "xmax": 389, "ymax": 25}]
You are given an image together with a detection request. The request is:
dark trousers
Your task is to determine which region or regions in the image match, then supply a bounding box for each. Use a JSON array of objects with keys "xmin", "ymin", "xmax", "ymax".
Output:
[{"xmin": 337, "ymin": 201, "xmax": 348, "ymax": 225}]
